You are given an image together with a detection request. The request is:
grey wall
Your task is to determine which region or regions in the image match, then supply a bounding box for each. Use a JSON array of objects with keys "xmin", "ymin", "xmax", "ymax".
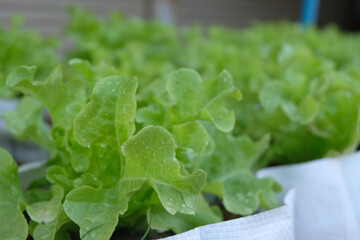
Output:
[
  {"xmin": 0, "ymin": 0, "xmax": 145, "ymax": 36},
  {"xmin": 175, "ymin": 0, "xmax": 301, "ymax": 28},
  {"xmin": 0, "ymin": 0, "xmax": 357, "ymax": 36}
]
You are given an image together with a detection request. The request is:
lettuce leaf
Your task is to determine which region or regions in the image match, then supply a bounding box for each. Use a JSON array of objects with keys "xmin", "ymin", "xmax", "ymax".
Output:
[
  {"xmin": 6, "ymin": 65, "xmax": 86, "ymax": 128},
  {"xmin": 73, "ymin": 75, "xmax": 137, "ymax": 149},
  {"xmin": 122, "ymin": 126, "xmax": 207, "ymax": 215},
  {"xmin": 3, "ymin": 96, "xmax": 54, "ymax": 151},
  {"xmin": 64, "ymin": 184, "xmax": 122, "ymax": 240},
  {"xmin": 0, "ymin": 148, "xmax": 28, "ymax": 240},
  {"xmin": 149, "ymin": 195, "xmax": 222, "ymax": 234}
]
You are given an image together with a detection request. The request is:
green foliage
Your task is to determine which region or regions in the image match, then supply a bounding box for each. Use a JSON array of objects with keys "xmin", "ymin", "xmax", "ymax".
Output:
[
  {"xmin": 0, "ymin": 148, "xmax": 28, "ymax": 240},
  {"xmin": 0, "ymin": 15, "xmax": 58, "ymax": 98},
  {"xmin": 7, "ymin": 65, "xmax": 86, "ymax": 128},
  {"xmin": 65, "ymin": 8, "xmax": 360, "ymax": 165},
  {"xmin": 64, "ymin": 184, "xmax": 123, "ymax": 240},
  {"xmin": 2, "ymin": 96, "xmax": 54, "ymax": 151},
  {"xmin": 149, "ymin": 196, "xmax": 222, "ymax": 234},
  {"xmin": 222, "ymin": 172, "xmax": 280, "ymax": 215},
  {"xmin": 1, "ymin": 6, "xmax": 360, "ymax": 240},
  {"xmin": 2, "ymin": 65, "xmax": 226, "ymax": 239},
  {"xmin": 122, "ymin": 126, "xmax": 206, "ymax": 215},
  {"xmin": 73, "ymin": 75, "xmax": 137, "ymax": 149}
]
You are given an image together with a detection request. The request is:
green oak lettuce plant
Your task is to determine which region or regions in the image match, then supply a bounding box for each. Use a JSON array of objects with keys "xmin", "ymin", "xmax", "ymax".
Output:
[
  {"xmin": 189, "ymin": 25, "xmax": 360, "ymax": 166},
  {"xmin": 1, "ymin": 7, "xmax": 360, "ymax": 239},
  {"xmin": 0, "ymin": 65, "xmax": 279, "ymax": 239},
  {"xmin": 0, "ymin": 15, "xmax": 58, "ymax": 98},
  {"xmin": 66, "ymin": 6, "xmax": 179, "ymax": 100},
  {"xmin": 65, "ymin": 8, "xmax": 360, "ymax": 166}
]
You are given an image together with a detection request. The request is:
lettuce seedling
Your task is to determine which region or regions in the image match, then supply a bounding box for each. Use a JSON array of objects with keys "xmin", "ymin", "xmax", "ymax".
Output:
[{"xmin": 2, "ymin": 65, "xmax": 276, "ymax": 239}]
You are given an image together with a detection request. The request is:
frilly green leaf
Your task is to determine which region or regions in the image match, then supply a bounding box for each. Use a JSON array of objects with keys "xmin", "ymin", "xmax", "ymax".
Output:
[
  {"xmin": 0, "ymin": 148, "xmax": 28, "ymax": 240},
  {"xmin": 223, "ymin": 171, "xmax": 281, "ymax": 215},
  {"xmin": 149, "ymin": 195, "xmax": 222, "ymax": 234},
  {"xmin": 73, "ymin": 75, "xmax": 137, "ymax": 149},
  {"xmin": 122, "ymin": 126, "xmax": 207, "ymax": 215},
  {"xmin": 6, "ymin": 65, "xmax": 86, "ymax": 128}
]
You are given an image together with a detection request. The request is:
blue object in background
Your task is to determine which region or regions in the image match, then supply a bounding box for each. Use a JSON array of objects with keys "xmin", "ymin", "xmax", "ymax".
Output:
[{"xmin": 300, "ymin": 0, "xmax": 321, "ymax": 26}]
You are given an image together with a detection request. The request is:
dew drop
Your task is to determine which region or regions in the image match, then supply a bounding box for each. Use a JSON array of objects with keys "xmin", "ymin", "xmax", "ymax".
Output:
[
  {"xmin": 66, "ymin": 208, "xmax": 73, "ymax": 214},
  {"xmin": 90, "ymin": 232, "xmax": 96, "ymax": 238},
  {"xmin": 77, "ymin": 164, "xmax": 85, "ymax": 171},
  {"xmin": 184, "ymin": 199, "xmax": 194, "ymax": 209},
  {"xmin": 73, "ymin": 178, "xmax": 83, "ymax": 187},
  {"xmin": 236, "ymin": 193, "xmax": 244, "ymax": 200},
  {"xmin": 10, "ymin": 186, "xmax": 18, "ymax": 196},
  {"xmin": 107, "ymin": 190, "xmax": 118, "ymax": 200},
  {"xmin": 244, "ymin": 207, "xmax": 252, "ymax": 214},
  {"xmin": 181, "ymin": 204, "xmax": 186, "ymax": 208}
]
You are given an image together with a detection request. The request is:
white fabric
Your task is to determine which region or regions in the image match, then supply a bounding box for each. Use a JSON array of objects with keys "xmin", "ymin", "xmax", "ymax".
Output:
[
  {"xmin": 163, "ymin": 152, "xmax": 360, "ymax": 240},
  {"xmin": 258, "ymin": 152, "xmax": 360, "ymax": 240},
  {"xmin": 163, "ymin": 190, "xmax": 295, "ymax": 240}
]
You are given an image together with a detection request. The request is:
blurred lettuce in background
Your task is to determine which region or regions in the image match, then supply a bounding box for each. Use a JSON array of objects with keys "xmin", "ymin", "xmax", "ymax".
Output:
[
  {"xmin": 0, "ymin": 15, "xmax": 59, "ymax": 98},
  {"xmin": 66, "ymin": 7, "xmax": 360, "ymax": 166}
]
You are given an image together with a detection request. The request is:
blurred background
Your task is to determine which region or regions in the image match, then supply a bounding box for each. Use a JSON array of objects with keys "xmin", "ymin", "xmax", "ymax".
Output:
[
  {"xmin": 1, "ymin": 0, "xmax": 360, "ymax": 166},
  {"xmin": 0, "ymin": 0, "xmax": 359, "ymax": 36}
]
